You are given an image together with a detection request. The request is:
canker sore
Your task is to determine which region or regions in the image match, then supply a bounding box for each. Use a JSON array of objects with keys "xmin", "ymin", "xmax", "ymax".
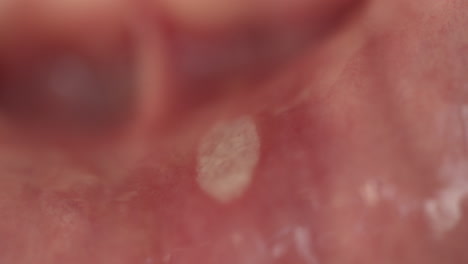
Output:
[{"xmin": 197, "ymin": 116, "xmax": 260, "ymax": 203}]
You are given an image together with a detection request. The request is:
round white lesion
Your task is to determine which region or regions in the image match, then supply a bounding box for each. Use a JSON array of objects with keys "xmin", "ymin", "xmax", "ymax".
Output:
[{"xmin": 196, "ymin": 116, "xmax": 260, "ymax": 203}]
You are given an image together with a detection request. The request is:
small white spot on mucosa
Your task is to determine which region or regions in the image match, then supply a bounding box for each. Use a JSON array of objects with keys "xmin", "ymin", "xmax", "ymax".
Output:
[
  {"xmin": 271, "ymin": 242, "xmax": 288, "ymax": 259},
  {"xmin": 293, "ymin": 227, "xmax": 319, "ymax": 264},
  {"xmin": 360, "ymin": 180, "xmax": 380, "ymax": 207},
  {"xmin": 197, "ymin": 116, "xmax": 260, "ymax": 203},
  {"xmin": 424, "ymin": 159, "xmax": 468, "ymax": 238}
]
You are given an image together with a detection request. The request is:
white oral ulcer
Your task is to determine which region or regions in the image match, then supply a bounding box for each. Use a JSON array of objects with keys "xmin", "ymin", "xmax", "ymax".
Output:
[{"xmin": 196, "ymin": 116, "xmax": 260, "ymax": 203}]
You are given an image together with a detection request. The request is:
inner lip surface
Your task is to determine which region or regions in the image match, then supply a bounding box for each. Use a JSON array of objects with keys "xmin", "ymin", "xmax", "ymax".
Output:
[{"xmin": 0, "ymin": 0, "xmax": 467, "ymax": 264}]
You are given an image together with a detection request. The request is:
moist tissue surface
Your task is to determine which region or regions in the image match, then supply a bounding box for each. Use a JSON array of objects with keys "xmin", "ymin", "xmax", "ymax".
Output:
[{"xmin": 0, "ymin": 0, "xmax": 467, "ymax": 264}]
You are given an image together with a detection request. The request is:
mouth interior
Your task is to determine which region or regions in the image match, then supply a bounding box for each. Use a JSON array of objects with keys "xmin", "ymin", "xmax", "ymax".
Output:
[{"xmin": 0, "ymin": 1, "xmax": 449, "ymax": 264}]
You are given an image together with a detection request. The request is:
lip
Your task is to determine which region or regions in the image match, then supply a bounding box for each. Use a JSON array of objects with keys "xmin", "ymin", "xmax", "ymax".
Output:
[
  {"xmin": 131, "ymin": 0, "xmax": 368, "ymax": 134},
  {"xmin": 1, "ymin": 1, "xmax": 462, "ymax": 264},
  {"xmin": 160, "ymin": 0, "xmax": 368, "ymax": 87},
  {"xmin": 0, "ymin": 0, "xmax": 367, "ymax": 147}
]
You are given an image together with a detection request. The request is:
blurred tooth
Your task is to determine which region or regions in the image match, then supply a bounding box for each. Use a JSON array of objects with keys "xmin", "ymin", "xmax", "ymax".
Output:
[
  {"xmin": 46, "ymin": 57, "xmax": 98, "ymax": 106},
  {"xmin": 42, "ymin": 54, "xmax": 133, "ymax": 128}
]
